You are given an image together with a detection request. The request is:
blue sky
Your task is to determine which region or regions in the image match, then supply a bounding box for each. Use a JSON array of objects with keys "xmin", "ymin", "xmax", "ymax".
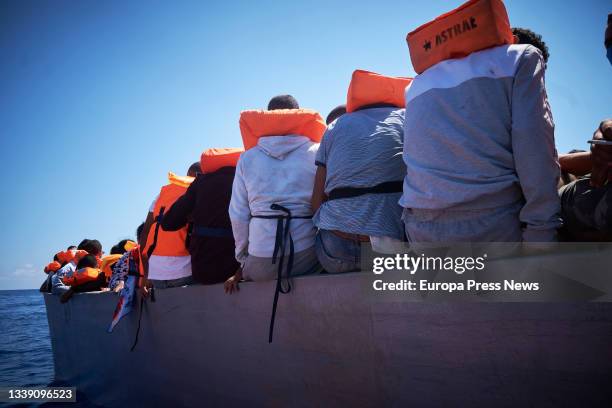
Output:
[{"xmin": 0, "ymin": 0, "xmax": 610, "ymax": 289}]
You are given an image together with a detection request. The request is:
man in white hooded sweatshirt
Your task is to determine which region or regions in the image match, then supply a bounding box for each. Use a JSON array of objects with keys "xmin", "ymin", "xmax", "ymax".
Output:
[{"xmin": 225, "ymin": 95, "xmax": 324, "ymax": 292}]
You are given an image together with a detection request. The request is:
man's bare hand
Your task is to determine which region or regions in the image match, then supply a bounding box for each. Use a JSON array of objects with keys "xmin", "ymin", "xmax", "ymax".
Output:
[
  {"xmin": 140, "ymin": 278, "xmax": 152, "ymax": 298},
  {"xmin": 224, "ymin": 268, "xmax": 243, "ymax": 295},
  {"xmin": 590, "ymin": 119, "xmax": 612, "ymax": 188}
]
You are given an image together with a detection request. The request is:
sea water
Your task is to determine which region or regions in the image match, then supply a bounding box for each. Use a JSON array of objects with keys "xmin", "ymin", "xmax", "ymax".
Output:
[
  {"xmin": 0, "ymin": 290, "xmax": 98, "ymax": 407},
  {"xmin": 0, "ymin": 290, "xmax": 53, "ymax": 388}
]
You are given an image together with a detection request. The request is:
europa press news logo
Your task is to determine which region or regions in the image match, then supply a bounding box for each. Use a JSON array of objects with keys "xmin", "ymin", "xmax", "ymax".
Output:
[{"xmin": 423, "ymin": 16, "xmax": 479, "ymax": 52}]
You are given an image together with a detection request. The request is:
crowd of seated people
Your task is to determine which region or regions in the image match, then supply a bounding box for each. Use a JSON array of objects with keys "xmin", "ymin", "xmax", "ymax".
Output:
[{"xmin": 41, "ymin": 2, "xmax": 612, "ymax": 300}]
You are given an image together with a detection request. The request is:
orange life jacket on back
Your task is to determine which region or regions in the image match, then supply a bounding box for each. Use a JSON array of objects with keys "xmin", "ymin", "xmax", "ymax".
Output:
[
  {"xmin": 406, "ymin": 0, "xmax": 514, "ymax": 74},
  {"xmin": 144, "ymin": 172, "xmax": 194, "ymax": 258},
  {"xmin": 200, "ymin": 148, "xmax": 244, "ymax": 173},
  {"xmin": 63, "ymin": 267, "xmax": 101, "ymax": 287},
  {"xmin": 346, "ymin": 70, "xmax": 413, "ymax": 113},
  {"xmin": 239, "ymin": 109, "xmax": 326, "ymax": 151},
  {"xmin": 44, "ymin": 261, "xmax": 62, "ymax": 274},
  {"xmin": 100, "ymin": 254, "xmax": 124, "ymax": 279}
]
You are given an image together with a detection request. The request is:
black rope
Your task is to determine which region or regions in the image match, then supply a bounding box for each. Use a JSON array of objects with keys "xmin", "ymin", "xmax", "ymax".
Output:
[
  {"xmin": 130, "ymin": 295, "xmax": 145, "ymax": 352},
  {"xmin": 146, "ymin": 206, "xmax": 166, "ymax": 258},
  {"xmin": 252, "ymin": 204, "xmax": 311, "ymax": 343}
]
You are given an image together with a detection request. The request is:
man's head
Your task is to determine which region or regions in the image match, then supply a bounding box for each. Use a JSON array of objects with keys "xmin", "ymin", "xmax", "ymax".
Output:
[
  {"xmin": 606, "ymin": 14, "xmax": 612, "ymax": 65},
  {"xmin": 187, "ymin": 161, "xmax": 201, "ymax": 178},
  {"xmin": 76, "ymin": 254, "xmax": 98, "ymax": 270},
  {"xmin": 267, "ymin": 95, "xmax": 299, "ymax": 110},
  {"xmin": 512, "ymin": 27, "xmax": 549, "ymax": 64},
  {"xmin": 67, "ymin": 245, "xmax": 76, "ymax": 251},
  {"xmin": 77, "ymin": 239, "xmax": 103, "ymax": 257},
  {"xmin": 326, "ymin": 105, "xmax": 347, "ymax": 125}
]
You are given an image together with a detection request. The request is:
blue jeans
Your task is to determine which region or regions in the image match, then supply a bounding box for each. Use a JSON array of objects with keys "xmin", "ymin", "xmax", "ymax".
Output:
[{"xmin": 314, "ymin": 229, "xmax": 361, "ymax": 273}]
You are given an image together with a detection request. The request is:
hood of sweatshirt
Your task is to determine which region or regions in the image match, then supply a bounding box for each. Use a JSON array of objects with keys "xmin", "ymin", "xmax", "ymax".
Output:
[{"xmin": 256, "ymin": 135, "xmax": 311, "ymax": 160}]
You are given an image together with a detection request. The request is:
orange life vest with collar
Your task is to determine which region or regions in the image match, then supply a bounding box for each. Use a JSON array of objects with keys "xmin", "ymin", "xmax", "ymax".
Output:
[
  {"xmin": 63, "ymin": 267, "xmax": 101, "ymax": 287},
  {"xmin": 200, "ymin": 148, "xmax": 244, "ymax": 173},
  {"xmin": 406, "ymin": 0, "xmax": 514, "ymax": 74},
  {"xmin": 144, "ymin": 172, "xmax": 194, "ymax": 258},
  {"xmin": 346, "ymin": 70, "xmax": 413, "ymax": 113},
  {"xmin": 239, "ymin": 109, "xmax": 326, "ymax": 151}
]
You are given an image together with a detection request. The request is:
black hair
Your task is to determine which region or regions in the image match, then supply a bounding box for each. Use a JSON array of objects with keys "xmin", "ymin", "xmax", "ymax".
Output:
[
  {"xmin": 512, "ymin": 27, "xmax": 549, "ymax": 63},
  {"xmin": 326, "ymin": 105, "xmax": 347, "ymax": 125},
  {"xmin": 136, "ymin": 222, "xmax": 145, "ymax": 242},
  {"xmin": 187, "ymin": 161, "xmax": 201, "ymax": 177},
  {"xmin": 67, "ymin": 245, "xmax": 77, "ymax": 251},
  {"xmin": 76, "ymin": 254, "xmax": 98, "ymax": 270},
  {"xmin": 110, "ymin": 239, "xmax": 131, "ymax": 255},
  {"xmin": 267, "ymin": 94, "xmax": 299, "ymax": 110},
  {"xmin": 77, "ymin": 239, "xmax": 103, "ymax": 256},
  {"xmin": 53, "ymin": 254, "xmax": 60, "ymax": 262}
]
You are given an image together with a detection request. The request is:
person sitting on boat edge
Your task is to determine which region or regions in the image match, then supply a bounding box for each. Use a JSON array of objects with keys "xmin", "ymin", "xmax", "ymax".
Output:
[
  {"xmin": 555, "ymin": 16, "xmax": 612, "ymax": 241},
  {"xmin": 59, "ymin": 254, "xmax": 108, "ymax": 303},
  {"xmin": 98, "ymin": 239, "xmax": 137, "ymax": 286},
  {"xmin": 140, "ymin": 163, "xmax": 198, "ymax": 290},
  {"xmin": 224, "ymin": 95, "xmax": 325, "ymax": 293},
  {"xmin": 40, "ymin": 245, "xmax": 77, "ymax": 292},
  {"xmin": 110, "ymin": 223, "xmax": 145, "ymax": 292},
  {"xmin": 51, "ymin": 239, "xmax": 103, "ymax": 295},
  {"xmin": 312, "ymin": 71, "xmax": 409, "ymax": 273},
  {"xmin": 161, "ymin": 148, "xmax": 242, "ymax": 285},
  {"xmin": 401, "ymin": 2, "xmax": 560, "ymax": 243}
]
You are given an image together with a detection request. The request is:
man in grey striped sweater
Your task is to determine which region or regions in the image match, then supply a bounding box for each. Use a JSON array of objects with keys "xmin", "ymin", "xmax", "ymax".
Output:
[
  {"xmin": 312, "ymin": 105, "xmax": 406, "ymax": 273},
  {"xmin": 401, "ymin": 40, "xmax": 561, "ymax": 242}
]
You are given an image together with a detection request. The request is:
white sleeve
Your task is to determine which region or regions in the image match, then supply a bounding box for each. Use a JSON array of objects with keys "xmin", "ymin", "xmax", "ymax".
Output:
[{"xmin": 228, "ymin": 159, "xmax": 250, "ymax": 265}]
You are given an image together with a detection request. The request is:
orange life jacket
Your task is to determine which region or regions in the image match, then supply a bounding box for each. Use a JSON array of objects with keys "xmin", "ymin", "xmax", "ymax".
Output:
[
  {"xmin": 100, "ymin": 254, "xmax": 123, "ymax": 279},
  {"xmin": 346, "ymin": 70, "xmax": 413, "ymax": 113},
  {"xmin": 124, "ymin": 240, "xmax": 138, "ymax": 251},
  {"xmin": 56, "ymin": 250, "xmax": 76, "ymax": 264},
  {"xmin": 44, "ymin": 261, "xmax": 62, "ymax": 274},
  {"xmin": 200, "ymin": 148, "xmax": 244, "ymax": 173},
  {"xmin": 144, "ymin": 172, "xmax": 194, "ymax": 258},
  {"xmin": 64, "ymin": 267, "xmax": 101, "ymax": 287},
  {"xmin": 239, "ymin": 109, "xmax": 326, "ymax": 151},
  {"xmin": 406, "ymin": 0, "xmax": 514, "ymax": 74}
]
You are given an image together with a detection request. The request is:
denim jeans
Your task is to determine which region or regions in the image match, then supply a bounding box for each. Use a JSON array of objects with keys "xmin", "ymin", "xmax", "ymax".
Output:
[{"xmin": 314, "ymin": 229, "xmax": 361, "ymax": 273}]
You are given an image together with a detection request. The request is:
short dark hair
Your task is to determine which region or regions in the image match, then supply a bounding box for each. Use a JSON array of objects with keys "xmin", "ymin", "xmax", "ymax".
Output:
[
  {"xmin": 67, "ymin": 245, "xmax": 76, "ymax": 251},
  {"xmin": 187, "ymin": 162, "xmax": 201, "ymax": 177},
  {"xmin": 268, "ymin": 95, "xmax": 299, "ymax": 110},
  {"xmin": 326, "ymin": 105, "xmax": 347, "ymax": 125},
  {"xmin": 76, "ymin": 254, "xmax": 98, "ymax": 270},
  {"xmin": 110, "ymin": 239, "xmax": 131, "ymax": 255},
  {"xmin": 78, "ymin": 239, "xmax": 103, "ymax": 256},
  {"xmin": 512, "ymin": 27, "xmax": 549, "ymax": 63}
]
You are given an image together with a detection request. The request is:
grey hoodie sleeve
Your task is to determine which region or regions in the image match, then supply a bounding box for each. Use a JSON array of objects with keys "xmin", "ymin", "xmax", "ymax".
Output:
[
  {"xmin": 511, "ymin": 45, "xmax": 561, "ymax": 241},
  {"xmin": 228, "ymin": 158, "xmax": 250, "ymax": 265}
]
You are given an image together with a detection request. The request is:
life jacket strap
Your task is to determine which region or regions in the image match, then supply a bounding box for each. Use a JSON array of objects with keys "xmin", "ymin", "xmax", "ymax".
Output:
[
  {"xmin": 327, "ymin": 180, "xmax": 404, "ymax": 201},
  {"xmin": 146, "ymin": 206, "xmax": 166, "ymax": 258},
  {"xmin": 192, "ymin": 225, "xmax": 234, "ymax": 238},
  {"xmin": 251, "ymin": 204, "xmax": 312, "ymax": 343}
]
